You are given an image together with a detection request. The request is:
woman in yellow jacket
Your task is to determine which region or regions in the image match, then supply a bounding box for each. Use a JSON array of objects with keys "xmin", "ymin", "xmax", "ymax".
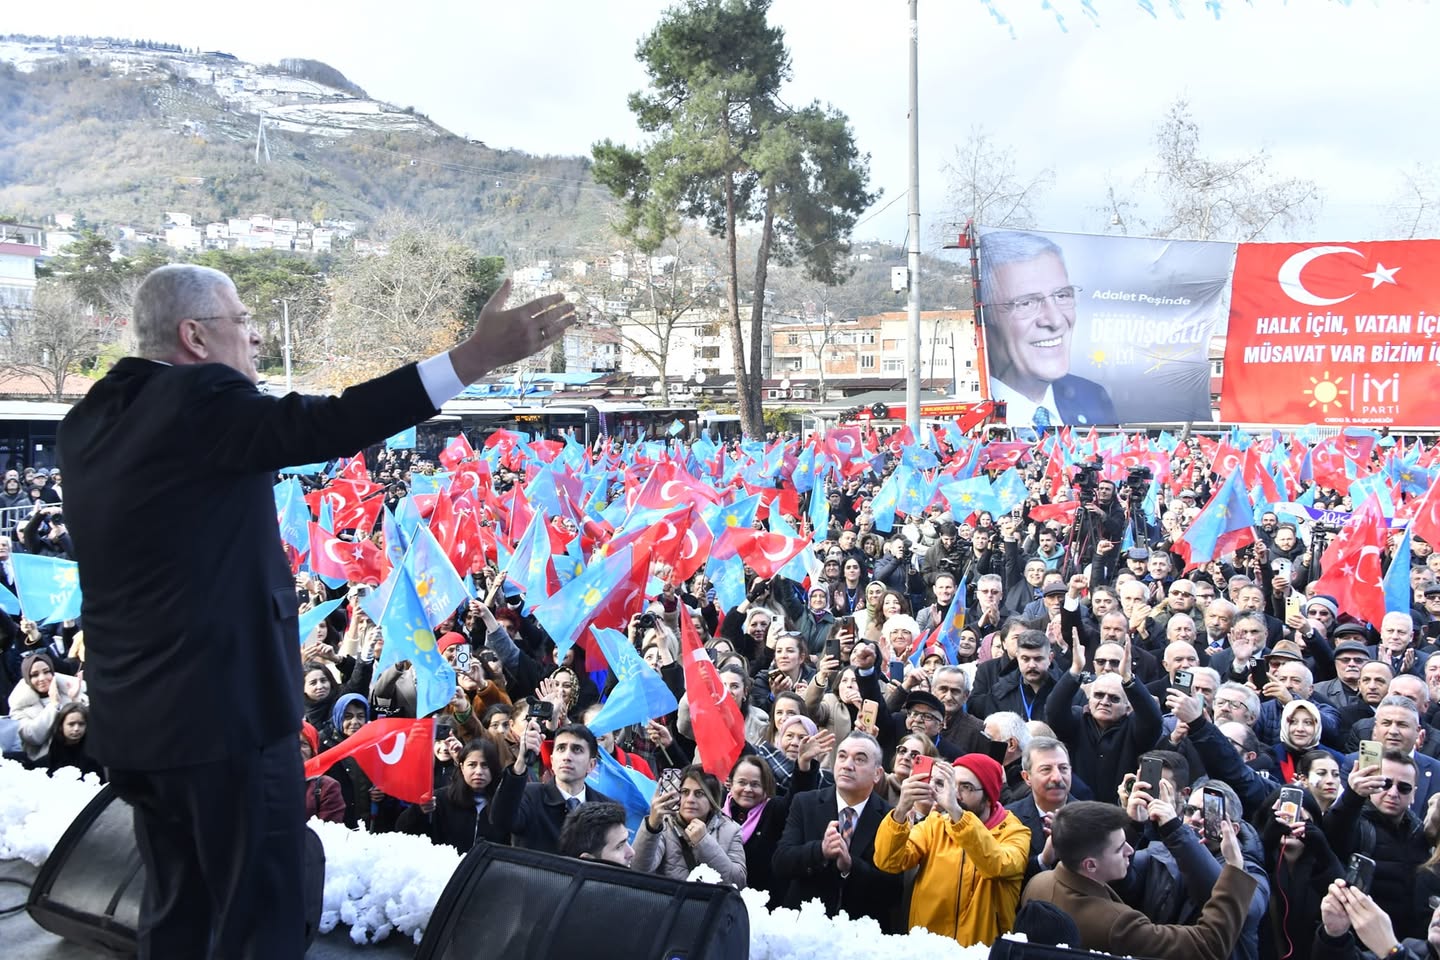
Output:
[{"xmin": 871, "ymin": 752, "xmax": 1029, "ymax": 947}]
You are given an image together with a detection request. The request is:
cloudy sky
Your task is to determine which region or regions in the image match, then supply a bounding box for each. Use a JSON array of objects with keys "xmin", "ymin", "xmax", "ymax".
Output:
[{"xmin": 10, "ymin": 1, "xmax": 1437, "ymax": 251}]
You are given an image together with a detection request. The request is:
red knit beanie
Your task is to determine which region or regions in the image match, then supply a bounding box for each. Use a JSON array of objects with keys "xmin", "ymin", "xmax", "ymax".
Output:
[
  {"xmin": 955, "ymin": 753, "xmax": 1005, "ymax": 807},
  {"xmin": 436, "ymin": 631, "xmax": 466, "ymax": 652}
]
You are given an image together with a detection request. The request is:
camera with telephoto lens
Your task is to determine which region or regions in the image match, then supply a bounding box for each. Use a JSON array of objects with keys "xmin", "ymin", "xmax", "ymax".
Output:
[
  {"xmin": 1125, "ymin": 465, "xmax": 1153, "ymax": 497},
  {"xmin": 1072, "ymin": 458, "xmax": 1104, "ymax": 505}
]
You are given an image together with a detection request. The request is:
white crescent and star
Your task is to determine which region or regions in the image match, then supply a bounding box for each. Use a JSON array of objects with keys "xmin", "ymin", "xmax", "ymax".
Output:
[{"xmin": 1277, "ymin": 246, "xmax": 1401, "ymax": 307}]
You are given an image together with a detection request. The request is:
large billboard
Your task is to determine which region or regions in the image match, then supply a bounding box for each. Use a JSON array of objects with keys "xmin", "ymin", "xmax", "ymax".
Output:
[
  {"xmin": 975, "ymin": 227, "xmax": 1235, "ymax": 427},
  {"xmin": 1221, "ymin": 240, "xmax": 1440, "ymax": 426}
]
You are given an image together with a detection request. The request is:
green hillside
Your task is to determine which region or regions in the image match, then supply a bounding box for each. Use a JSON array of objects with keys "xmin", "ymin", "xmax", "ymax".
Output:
[{"xmin": 0, "ymin": 56, "xmax": 617, "ymax": 257}]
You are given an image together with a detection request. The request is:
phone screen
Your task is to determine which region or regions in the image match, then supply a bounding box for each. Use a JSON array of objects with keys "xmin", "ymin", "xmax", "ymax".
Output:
[
  {"xmin": 1346, "ymin": 853, "xmax": 1376, "ymax": 894},
  {"xmin": 1202, "ymin": 791, "xmax": 1224, "ymax": 842}
]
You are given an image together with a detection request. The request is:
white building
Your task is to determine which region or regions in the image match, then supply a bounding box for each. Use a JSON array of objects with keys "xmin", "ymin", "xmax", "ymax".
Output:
[
  {"xmin": 614, "ymin": 306, "xmax": 771, "ymax": 384},
  {"xmin": 164, "ymin": 225, "xmax": 202, "ymax": 251},
  {"xmin": 165, "ymin": 211, "xmax": 194, "ymax": 228}
]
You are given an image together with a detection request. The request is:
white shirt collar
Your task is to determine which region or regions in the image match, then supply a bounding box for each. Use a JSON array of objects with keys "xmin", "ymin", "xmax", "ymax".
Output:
[
  {"xmin": 989, "ymin": 378, "xmax": 1060, "ymax": 428},
  {"xmin": 836, "ymin": 791, "xmax": 870, "ymax": 823},
  {"xmin": 557, "ymin": 783, "xmax": 587, "ymax": 804}
]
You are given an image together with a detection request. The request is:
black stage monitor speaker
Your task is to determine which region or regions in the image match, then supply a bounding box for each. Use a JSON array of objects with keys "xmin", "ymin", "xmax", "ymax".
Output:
[
  {"xmin": 26, "ymin": 784, "xmax": 325, "ymax": 957},
  {"xmin": 990, "ymin": 938, "xmax": 1161, "ymax": 960},
  {"xmin": 416, "ymin": 840, "xmax": 749, "ymax": 960}
]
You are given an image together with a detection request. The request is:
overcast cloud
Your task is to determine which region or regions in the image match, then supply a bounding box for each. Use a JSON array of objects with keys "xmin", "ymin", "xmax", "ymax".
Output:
[{"xmin": 8, "ymin": 1, "xmax": 1435, "ymax": 249}]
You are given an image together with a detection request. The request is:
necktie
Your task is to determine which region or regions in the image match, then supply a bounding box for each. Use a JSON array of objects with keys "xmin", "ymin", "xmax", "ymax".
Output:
[
  {"xmin": 839, "ymin": 806, "xmax": 856, "ymax": 842},
  {"xmin": 1032, "ymin": 407, "xmax": 1053, "ymax": 431},
  {"xmin": 566, "ymin": 797, "xmax": 580, "ymax": 813}
]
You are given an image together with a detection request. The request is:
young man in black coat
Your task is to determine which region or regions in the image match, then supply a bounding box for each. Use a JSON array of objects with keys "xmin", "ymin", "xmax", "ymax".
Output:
[
  {"xmin": 492, "ymin": 724, "xmax": 616, "ymax": 855},
  {"xmin": 59, "ymin": 264, "xmax": 573, "ymax": 960}
]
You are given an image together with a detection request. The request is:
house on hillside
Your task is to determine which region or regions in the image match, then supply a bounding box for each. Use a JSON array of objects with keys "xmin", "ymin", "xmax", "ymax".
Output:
[{"xmin": 0, "ymin": 223, "xmax": 45, "ymax": 309}]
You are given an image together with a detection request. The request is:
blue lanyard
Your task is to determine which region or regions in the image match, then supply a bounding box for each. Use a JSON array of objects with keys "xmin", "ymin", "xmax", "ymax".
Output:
[{"xmin": 1018, "ymin": 683, "xmax": 1036, "ymax": 720}]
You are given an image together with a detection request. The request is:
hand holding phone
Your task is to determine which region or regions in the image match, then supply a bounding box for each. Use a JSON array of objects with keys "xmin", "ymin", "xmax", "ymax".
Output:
[
  {"xmin": 1277, "ymin": 786, "xmax": 1304, "ymax": 824},
  {"xmin": 1345, "ymin": 853, "xmax": 1376, "ymax": 894},
  {"xmin": 1202, "ymin": 790, "xmax": 1225, "ymax": 843},
  {"xmin": 858, "ymin": 699, "xmax": 879, "ymax": 731},
  {"xmin": 1359, "ymin": 739, "xmax": 1382, "ymax": 772}
]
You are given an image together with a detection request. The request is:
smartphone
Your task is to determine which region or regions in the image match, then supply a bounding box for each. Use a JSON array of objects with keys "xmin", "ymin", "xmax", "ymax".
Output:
[
  {"xmin": 1173, "ymin": 669, "xmax": 1194, "ymax": 695},
  {"xmin": 986, "ymin": 738, "xmax": 1009, "ymax": 763},
  {"xmin": 836, "ymin": 616, "xmax": 855, "ymax": 635},
  {"xmin": 658, "ymin": 768, "xmax": 683, "ymax": 796},
  {"xmin": 435, "ymin": 718, "xmax": 453, "ymax": 740},
  {"xmin": 1139, "ymin": 756, "xmax": 1165, "ymax": 793},
  {"xmin": 454, "ymin": 644, "xmax": 472, "ymax": 674},
  {"xmin": 1277, "ymin": 786, "xmax": 1304, "ymax": 824},
  {"xmin": 911, "ymin": 755, "xmax": 935, "ymax": 782},
  {"xmin": 859, "ymin": 699, "xmax": 879, "ymax": 729},
  {"xmin": 1202, "ymin": 790, "xmax": 1225, "ymax": 842},
  {"xmin": 1359, "ymin": 739, "xmax": 1383, "ymax": 771},
  {"xmin": 888, "ymin": 659, "xmax": 906, "ymax": 683},
  {"xmin": 1345, "ymin": 853, "xmax": 1377, "ymax": 894},
  {"xmin": 1285, "ymin": 592, "xmax": 1302, "ymax": 622},
  {"xmin": 527, "ymin": 700, "xmax": 555, "ymax": 723},
  {"xmin": 1273, "ymin": 558, "xmax": 1293, "ymax": 579},
  {"xmin": 823, "ymin": 626, "xmax": 843, "ymax": 661}
]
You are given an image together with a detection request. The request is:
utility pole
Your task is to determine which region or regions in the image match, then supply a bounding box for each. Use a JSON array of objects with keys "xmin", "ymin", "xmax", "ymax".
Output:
[
  {"xmin": 273, "ymin": 298, "xmax": 293, "ymax": 391},
  {"xmin": 905, "ymin": 0, "xmax": 922, "ymax": 434}
]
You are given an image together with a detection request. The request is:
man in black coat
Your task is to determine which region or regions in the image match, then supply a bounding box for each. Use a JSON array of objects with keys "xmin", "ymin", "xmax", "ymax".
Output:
[
  {"xmin": 492, "ymin": 724, "xmax": 616, "ymax": 854},
  {"xmin": 773, "ymin": 731, "xmax": 903, "ymax": 933},
  {"xmin": 58, "ymin": 264, "xmax": 572, "ymax": 959}
]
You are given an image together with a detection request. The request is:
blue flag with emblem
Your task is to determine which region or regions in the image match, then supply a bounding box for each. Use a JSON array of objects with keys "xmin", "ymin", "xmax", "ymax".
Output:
[
  {"xmin": 941, "ymin": 475, "xmax": 1001, "ymax": 520},
  {"xmin": 409, "ymin": 472, "xmax": 452, "ymax": 497},
  {"xmin": 1384, "ymin": 526, "xmax": 1414, "ymax": 615},
  {"xmin": 587, "ymin": 627, "xmax": 679, "ymax": 735},
  {"xmin": 381, "ymin": 505, "xmax": 409, "ymax": 571},
  {"xmin": 298, "ymin": 597, "xmax": 344, "ymax": 646},
  {"xmin": 869, "ymin": 471, "xmax": 901, "ymax": 533},
  {"xmin": 770, "ymin": 511, "xmax": 819, "ymax": 584},
  {"xmin": 282, "ymin": 460, "xmax": 328, "ymax": 476},
  {"xmin": 586, "ymin": 746, "xmax": 657, "ymax": 840},
  {"xmin": 929, "ymin": 575, "xmax": 965, "ymax": 664},
  {"xmin": 384, "ymin": 426, "xmax": 417, "ymax": 450},
  {"xmin": 394, "ymin": 493, "xmax": 425, "ymax": 542},
  {"xmin": 10, "ymin": 553, "xmax": 82, "ymax": 625},
  {"xmin": 707, "ymin": 554, "xmax": 747, "ymax": 611},
  {"xmin": 375, "ymin": 564, "xmax": 455, "ymax": 718},
  {"xmin": 992, "ymin": 467, "xmax": 1029, "ymax": 515},
  {"xmin": 274, "ymin": 478, "xmax": 311, "ymax": 557},
  {"xmin": 0, "ymin": 580, "xmax": 18, "ymax": 616},
  {"xmin": 503, "ymin": 513, "xmax": 555, "ymax": 613},
  {"xmin": 807, "ymin": 483, "xmax": 831, "ymax": 540},
  {"xmin": 401, "ymin": 524, "xmax": 469, "ymax": 629},
  {"xmin": 705, "ymin": 492, "xmax": 762, "ymax": 539},
  {"xmin": 531, "ymin": 545, "xmax": 636, "ymax": 659}
]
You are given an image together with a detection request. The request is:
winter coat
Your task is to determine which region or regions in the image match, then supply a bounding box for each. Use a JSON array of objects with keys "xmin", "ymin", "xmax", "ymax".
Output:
[
  {"xmin": 872, "ymin": 807, "xmax": 1029, "ymax": 947},
  {"xmin": 7, "ymin": 671, "xmax": 84, "ymax": 761},
  {"xmin": 632, "ymin": 811, "xmax": 747, "ymax": 887},
  {"xmin": 395, "ymin": 790, "xmax": 512, "ymax": 853},
  {"xmin": 1323, "ymin": 785, "xmax": 1431, "ymax": 940},
  {"xmin": 1045, "ymin": 670, "xmax": 1163, "ymax": 806}
]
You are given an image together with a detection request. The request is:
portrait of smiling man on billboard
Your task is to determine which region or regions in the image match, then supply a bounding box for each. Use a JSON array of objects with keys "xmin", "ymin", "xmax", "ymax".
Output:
[{"xmin": 977, "ymin": 229, "xmax": 1118, "ymax": 428}]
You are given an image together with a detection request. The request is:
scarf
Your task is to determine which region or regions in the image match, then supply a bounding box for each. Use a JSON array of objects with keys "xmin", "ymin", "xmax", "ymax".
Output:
[
  {"xmin": 980, "ymin": 800, "xmax": 1009, "ymax": 831},
  {"xmin": 724, "ymin": 795, "xmax": 769, "ymax": 843}
]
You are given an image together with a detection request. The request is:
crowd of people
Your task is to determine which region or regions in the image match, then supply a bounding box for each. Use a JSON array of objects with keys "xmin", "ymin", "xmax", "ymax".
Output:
[{"xmin": 7, "ymin": 422, "xmax": 1440, "ymax": 960}]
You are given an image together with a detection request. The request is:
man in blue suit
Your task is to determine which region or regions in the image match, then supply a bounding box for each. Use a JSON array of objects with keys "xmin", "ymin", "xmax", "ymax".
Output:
[
  {"xmin": 59, "ymin": 264, "xmax": 574, "ymax": 960},
  {"xmin": 977, "ymin": 230, "xmax": 1118, "ymax": 427},
  {"xmin": 1340, "ymin": 695, "xmax": 1440, "ymax": 813}
]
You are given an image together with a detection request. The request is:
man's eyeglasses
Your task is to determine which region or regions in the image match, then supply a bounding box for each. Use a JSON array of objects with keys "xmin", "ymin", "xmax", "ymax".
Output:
[
  {"xmin": 993, "ymin": 286, "xmax": 1080, "ymax": 321},
  {"xmin": 194, "ymin": 313, "xmax": 257, "ymax": 331},
  {"xmin": 1090, "ymin": 692, "xmax": 1124, "ymax": 704},
  {"xmin": 906, "ymin": 710, "xmax": 941, "ymax": 724},
  {"xmin": 1380, "ymin": 778, "xmax": 1415, "ymax": 795},
  {"xmin": 1093, "ymin": 658, "xmax": 1122, "ymax": 669},
  {"xmin": 1169, "ymin": 590, "xmax": 1194, "ymax": 598}
]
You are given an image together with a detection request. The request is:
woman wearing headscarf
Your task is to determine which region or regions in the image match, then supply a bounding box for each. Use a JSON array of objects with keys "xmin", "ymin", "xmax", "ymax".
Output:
[
  {"xmin": 1269, "ymin": 700, "xmax": 1341, "ymax": 785},
  {"xmin": 8, "ymin": 651, "xmax": 85, "ymax": 764}
]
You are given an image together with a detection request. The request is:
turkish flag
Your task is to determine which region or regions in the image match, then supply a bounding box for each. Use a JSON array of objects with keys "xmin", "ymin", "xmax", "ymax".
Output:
[
  {"xmin": 439, "ymin": 433, "xmax": 475, "ymax": 470},
  {"xmin": 1312, "ymin": 494, "xmax": 1389, "ymax": 628},
  {"xmin": 305, "ymin": 717, "xmax": 435, "ymax": 804},
  {"xmin": 1028, "ymin": 500, "xmax": 1080, "ymax": 525},
  {"xmin": 1223, "ymin": 240, "xmax": 1440, "ymax": 426},
  {"xmin": 680, "ymin": 604, "xmax": 745, "ymax": 779},
  {"xmin": 337, "ymin": 453, "xmax": 369, "ymax": 483},
  {"xmin": 308, "ymin": 523, "xmax": 386, "ymax": 584},
  {"xmin": 1410, "ymin": 472, "xmax": 1440, "ymax": 549},
  {"xmin": 712, "ymin": 528, "xmax": 808, "ymax": 579}
]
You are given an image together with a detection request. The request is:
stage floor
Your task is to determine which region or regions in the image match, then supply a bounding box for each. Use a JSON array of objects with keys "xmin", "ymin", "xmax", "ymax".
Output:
[{"xmin": 1, "ymin": 859, "xmax": 418, "ymax": 959}]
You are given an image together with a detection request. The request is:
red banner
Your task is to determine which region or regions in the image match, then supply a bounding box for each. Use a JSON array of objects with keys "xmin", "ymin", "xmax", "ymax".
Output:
[{"xmin": 1222, "ymin": 240, "xmax": 1440, "ymax": 426}]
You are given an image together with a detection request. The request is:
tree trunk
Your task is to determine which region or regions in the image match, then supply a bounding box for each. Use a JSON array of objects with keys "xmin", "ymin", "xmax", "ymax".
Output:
[
  {"xmin": 748, "ymin": 189, "xmax": 776, "ymax": 429},
  {"xmin": 723, "ymin": 168, "xmax": 756, "ymax": 437},
  {"xmin": 658, "ymin": 329, "xmax": 671, "ymax": 406}
]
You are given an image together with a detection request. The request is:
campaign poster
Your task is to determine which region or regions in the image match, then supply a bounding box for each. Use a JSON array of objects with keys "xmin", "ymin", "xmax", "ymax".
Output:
[
  {"xmin": 1222, "ymin": 240, "xmax": 1440, "ymax": 426},
  {"xmin": 975, "ymin": 227, "xmax": 1236, "ymax": 427}
]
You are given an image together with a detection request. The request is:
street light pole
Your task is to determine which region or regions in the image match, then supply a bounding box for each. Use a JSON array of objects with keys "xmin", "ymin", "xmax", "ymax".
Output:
[
  {"xmin": 272, "ymin": 298, "xmax": 293, "ymax": 393},
  {"xmin": 905, "ymin": 0, "xmax": 922, "ymax": 435}
]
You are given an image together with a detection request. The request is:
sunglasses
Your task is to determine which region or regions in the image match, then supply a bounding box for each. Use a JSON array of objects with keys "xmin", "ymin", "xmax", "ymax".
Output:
[
  {"xmin": 1090, "ymin": 692, "xmax": 1124, "ymax": 704},
  {"xmin": 1381, "ymin": 778, "xmax": 1415, "ymax": 795},
  {"xmin": 1094, "ymin": 658, "xmax": 1122, "ymax": 668}
]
